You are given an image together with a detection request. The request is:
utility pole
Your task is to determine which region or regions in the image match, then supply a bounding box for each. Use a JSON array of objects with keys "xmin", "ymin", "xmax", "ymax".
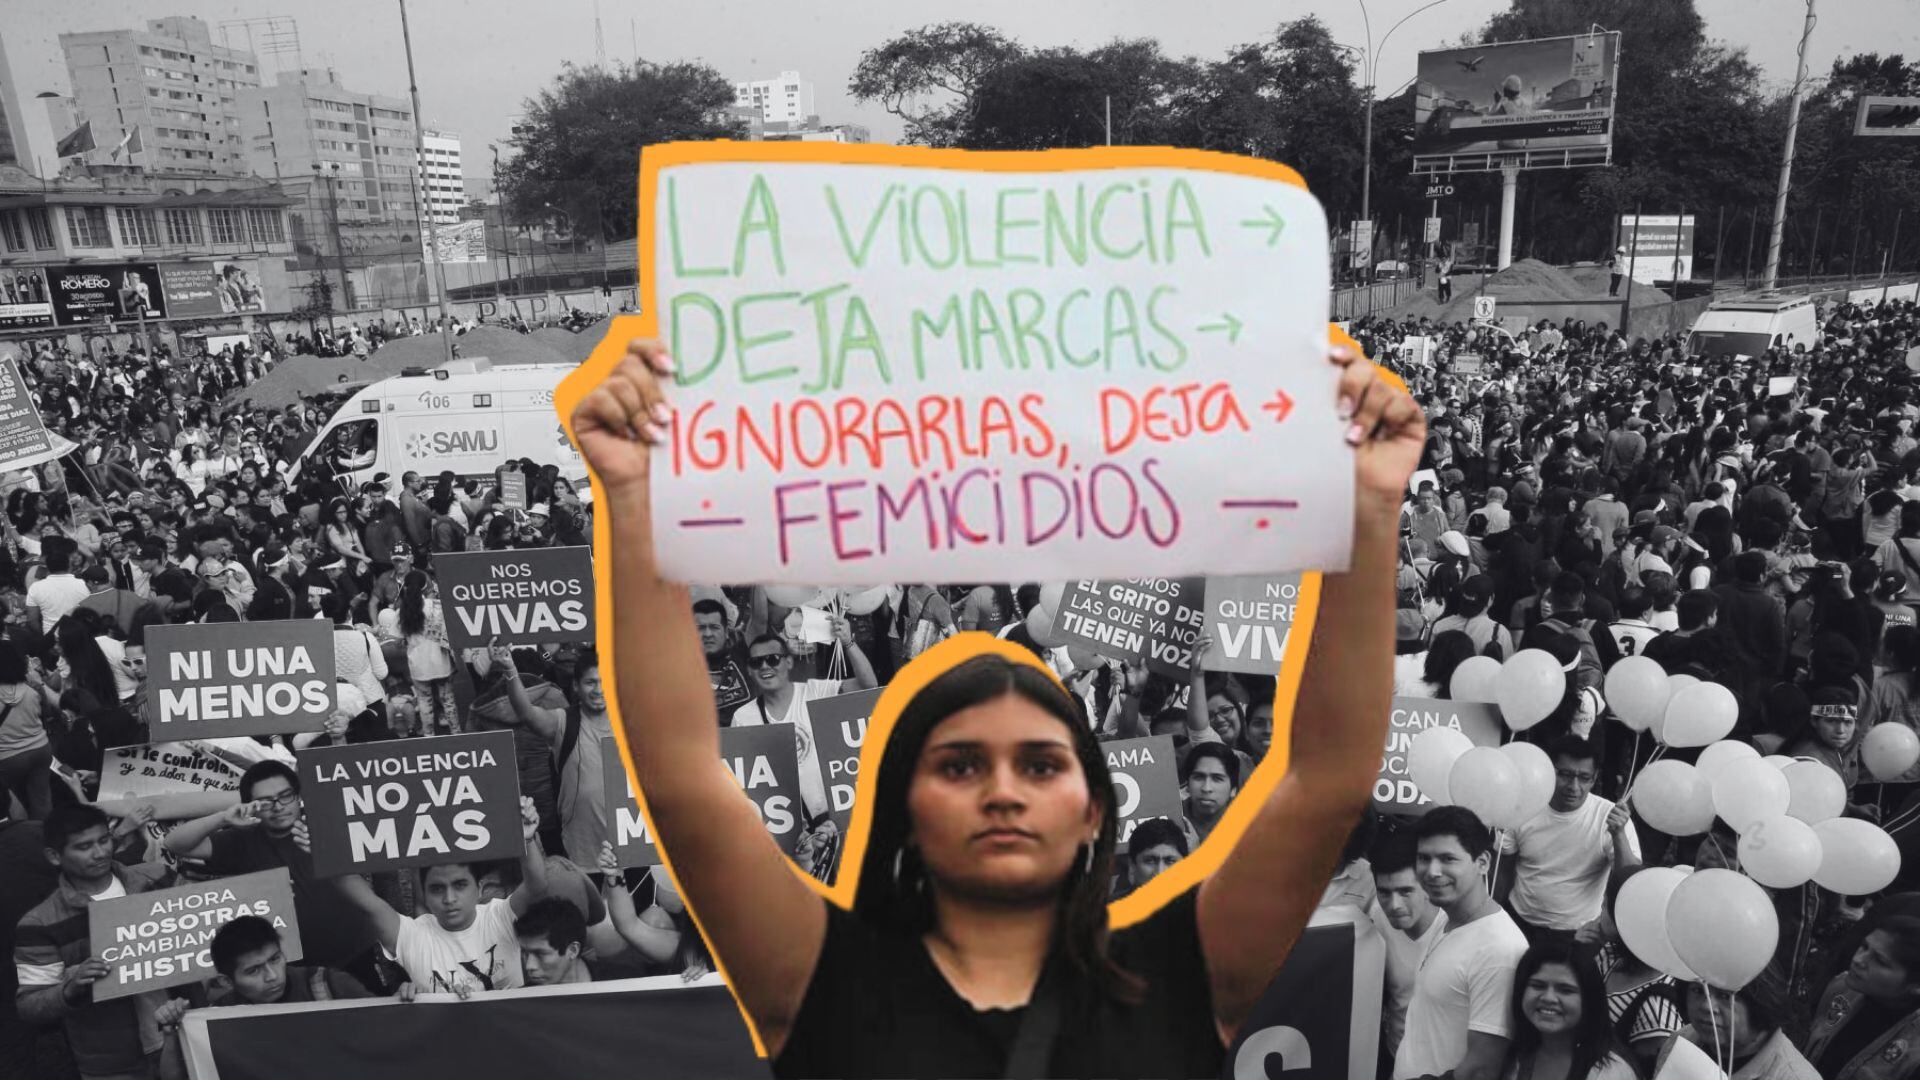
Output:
[
  {"xmin": 1763, "ymin": 0, "xmax": 1816, "ymax": 290},
  {"xmin": 315, "ymin": 161, "xmax": 347, "ymax": 328},
  {"xmin": 399, "ymin": 0, "xmax": 453, "ymax": 364}
]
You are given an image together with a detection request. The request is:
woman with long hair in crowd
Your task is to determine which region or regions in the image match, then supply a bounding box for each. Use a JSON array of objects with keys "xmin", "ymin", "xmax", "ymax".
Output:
[
  {"xmin": 572, "ymin": 335, "xmax": 1422, "ymax": 1078},
  {"xmin": 1502, "ymin": 939, "xmax": 1640, "ymax": 1080},
  {"xmin": 397, "ymin": 569, "xmax": 455, "ymax": 736}
]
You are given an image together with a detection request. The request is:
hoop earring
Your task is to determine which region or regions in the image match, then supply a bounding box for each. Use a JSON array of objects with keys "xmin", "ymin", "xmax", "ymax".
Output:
[{"xmin": 892, "ymin": 847, "xmax": 907, "ymax": 892}]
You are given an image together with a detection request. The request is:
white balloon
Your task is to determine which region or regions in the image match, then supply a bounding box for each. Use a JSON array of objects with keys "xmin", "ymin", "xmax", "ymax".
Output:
[
  {"xmin": 1813, "ymin": 818, "xmax": 1902, "ymax": 894},
  {"xmin": 1864, "ymin": 723, "xmax": 1920, "ymax": 782},
  {"xmin": 1633, "ymin": 760, "xmax": 1716, "ymax": 836},
  {"xmin": 1495, "ymin": 650, "xmax": 1567, "ymax": 732},
  {"xmin": 1449, "ymin": 656, "xmax": 1502, "ymax": 704},
  {"xmin": 765, "ymin": 585, "xmax": 823, "ymax": 609},
  {"xmin": 1605, "ymin": 656, "xmax": 1671, "ymax": 733},
  {"xmin": 1500, "ymin": 741, "xmax": 1557, "ymax": 822},
  {"xmin": 1658, "ymin": 675, "xmax": 1700, "ymax": 742},
  {"xmin": 1667, "ymin": 869, "xmax": 1780, "ymax": 990},
  {"xmin": 1408, "ymin": 727, "xmax": 1474, "ymax": 806},
  {"xmin": 1763, "ymin": 755, "xmax": 1795, "ymax": 770},
  {"xmin": 1783, "ymin": 760, "xmax": 1847, "ymax": 824},
  {"xmin": 1737, "ymin": 815, "xmax": 1823, "ymax": 889},
  {"xmin": 1710, "ymin": 758, "xmax": 1791, "ymax": 832},
  {"xmin": 1662, "ymin": 682, "xmax": 1739, "ymax": 748},
  {"xmin": 1451, "ymin": 747, "xmax": 1530, "ymax": 830},
  {"xmin": 1614, "ymin": 866, "xmax": 1698, "ymax": 981},
  {"xmin": 1695, "ymin": 740, "xmax": 1761, "ymax": 782},
  {"xmin": 838, "ymin": 586, "xmax": 889, "ymax": 616}
]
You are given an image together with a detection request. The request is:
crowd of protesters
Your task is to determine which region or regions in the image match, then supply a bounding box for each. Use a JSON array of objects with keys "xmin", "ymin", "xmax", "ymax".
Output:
[{"xmin": 4, "ymin": 283, "xmax": 1920, "ymax": 1080}]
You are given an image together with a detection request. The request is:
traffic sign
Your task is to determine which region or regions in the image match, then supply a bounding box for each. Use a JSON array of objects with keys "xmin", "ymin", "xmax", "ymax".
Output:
[{"xmin": 1472, "ymin": 296, "xmax": 1497, "ymax": 322}]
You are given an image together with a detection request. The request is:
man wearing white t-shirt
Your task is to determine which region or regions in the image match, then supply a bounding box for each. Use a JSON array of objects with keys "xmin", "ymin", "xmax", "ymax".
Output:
[
  {"xmin": 1495, "ymin": 734, "xmax": 1639, "ymax": 945},
  {"xmin": 1394, "ymin": 807, "xmax": 1528, "ymax": 1080},
  {"xmin": 325, "ymin": 796, "xmax": 550, "ymax": 995},
  {"xmin": 1371, "ymin": 835, "xmax": 1447, "ymax": 1079},
  {"xmin": 729, "ymin": 619, "xmax": 878, "ymax": 871},
  {"xmin": 25, "ymin": 550, "xmax": 91, "ymax": 632}
]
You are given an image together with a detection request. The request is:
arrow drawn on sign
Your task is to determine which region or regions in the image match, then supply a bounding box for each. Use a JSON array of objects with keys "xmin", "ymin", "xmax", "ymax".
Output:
[
  {"xmin": 1261, "ymin": 390, "xmax": 1294, "ymax": 423},
  {"xmin": 1240, "ymin": 205, "xmax": 1287, "ymax": 247},
  {"xmin": 1197, "ymin": 313, "xmax": 1243, "ymax": 343}
]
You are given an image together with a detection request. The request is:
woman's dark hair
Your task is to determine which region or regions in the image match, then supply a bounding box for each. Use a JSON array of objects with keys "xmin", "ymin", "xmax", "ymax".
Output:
[
  {"xmin": 1424, "ymin": 630, "xmax": 1477, "ymax": 696},
  {"xmin": 54, "ymin": 616, "xmax": 119, "ymax": 709},
  {"xmin": 1870, "ymin": 916, "xmax": 1920, "ymax": 986},
  {"xmin": 1509, "ymin": 933, "xmax": 1622, "ymax": 1080},
  {"xmin": 851, "ymin": 652, "xmax": 1138, "ymax": 1003},
  {"xmin": 398, "ymin": 569, "xmax": 431, "ymax": 637},
  {"xmin": 0, "ymin": 639, "xmax": 27, "ymax": 684}
]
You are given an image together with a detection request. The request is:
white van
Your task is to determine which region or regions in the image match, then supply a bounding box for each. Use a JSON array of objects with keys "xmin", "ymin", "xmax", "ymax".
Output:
[
  {"xmin": 1686, "ymin": 296, "xmax": 1819, "ymax": 359},
  {"xmin": 290, "ymin": 358, "xmax": 585, "ymax": 491}
]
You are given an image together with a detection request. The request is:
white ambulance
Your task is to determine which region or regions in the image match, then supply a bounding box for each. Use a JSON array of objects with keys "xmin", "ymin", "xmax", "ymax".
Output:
[
  {"xmin": 1685, "ymin": 295, "xmax": 1819, "ymax": 359},
  {"xmin": 289, "ymin": 358, "xmax": 586, "ymax": 491}
]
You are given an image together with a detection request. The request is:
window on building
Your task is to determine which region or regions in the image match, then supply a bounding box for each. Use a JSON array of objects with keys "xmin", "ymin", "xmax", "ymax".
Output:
[
  {"xmin": 0, "ymin": 210, "xmax": 24, "ymax": 252},
  {"xmin": 66, "ymin": 206, "xmax": 112, "ymax": 248},
  {"xmin": 116, "ymin": 207, "xmax": 159, "ymax": 247},
  {"xmin": 164, "ymin": 207, "xmax": 202, "ymax": 245},
  {"xmin": 246, "ymin": 207, "xmax": 285, "ymax": 244},
  {"xmin": 208, "ymin": 208, "xmax": 244, "ymax": 244},
  {"xmin": 24, "ymin": 208, "xmax": 53, "ymax": 249}
]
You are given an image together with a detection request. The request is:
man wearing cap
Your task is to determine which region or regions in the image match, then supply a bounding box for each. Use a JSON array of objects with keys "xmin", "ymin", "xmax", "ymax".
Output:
[
  {"xmin": 368, "ymin": 545, "xmax": 415, "ymax": 625},
  {"xmin": 74, "ymin": 564, "xmax": 149, "ymax": 640},
  {"xmin": 135, "ymin": 541, "xmax": 195, "ymax": 623}
]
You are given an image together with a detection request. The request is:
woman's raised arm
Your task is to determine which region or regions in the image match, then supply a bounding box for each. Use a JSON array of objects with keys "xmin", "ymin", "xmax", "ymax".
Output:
[
  {"xmin": 1196, "ymin": 344, "xmax": 1424, "ymax": 1039},
  {"xmin": 572, "ymin": 339, "xmax": 826, "ymax": 1055}
]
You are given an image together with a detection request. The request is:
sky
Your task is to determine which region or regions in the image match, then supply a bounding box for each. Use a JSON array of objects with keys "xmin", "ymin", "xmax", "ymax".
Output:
[{"xmin": 6, "ymin": 0, "xmax": 1917, "ymax": 199}]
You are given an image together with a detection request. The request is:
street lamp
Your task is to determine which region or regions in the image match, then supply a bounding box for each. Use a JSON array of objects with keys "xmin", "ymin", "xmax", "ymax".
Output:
[{"xmin": 1349, "ymin": 0, "xmax": 1453, "ymax": 229}]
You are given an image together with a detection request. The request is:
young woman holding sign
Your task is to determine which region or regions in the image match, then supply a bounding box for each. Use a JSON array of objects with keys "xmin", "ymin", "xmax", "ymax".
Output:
[{"xmin": 573, "ymin": 335, "xmax": 1423, "ymax": 1078}]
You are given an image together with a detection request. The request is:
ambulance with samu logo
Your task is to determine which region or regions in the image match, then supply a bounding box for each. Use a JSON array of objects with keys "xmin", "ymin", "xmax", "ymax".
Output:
[{"xmin": 288, "ymin": 358, "xmax": 588, "ymax": 491}]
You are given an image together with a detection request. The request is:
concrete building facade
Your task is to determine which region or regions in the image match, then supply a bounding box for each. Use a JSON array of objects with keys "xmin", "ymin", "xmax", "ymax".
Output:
[{"xmin": 58, "ymin": 16, "xmax": 260, "ymax": 176}]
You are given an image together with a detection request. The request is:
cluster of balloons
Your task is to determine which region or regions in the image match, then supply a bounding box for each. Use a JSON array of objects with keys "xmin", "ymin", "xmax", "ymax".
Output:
[
  {"xmin": 1633, "ymin": 737, "xmax": 1906, "ymax": 893},
  {"xmin": 1406, "ymin": 727, "xmax": 1556, "ymax": 830},
  {"xmin": 763, "ymin": 585, "xmax": 891, "ymax": 616},
  {"xmin": 1447, "ymin": 648, "xmax": 1565, "ymax": 732},
  {"xmin": 1599, "ymin": 656, "xmax": 1738, "ymax": 747}
]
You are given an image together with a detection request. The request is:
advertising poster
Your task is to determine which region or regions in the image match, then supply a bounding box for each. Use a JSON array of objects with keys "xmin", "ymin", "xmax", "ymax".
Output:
[
  {"xmin": 49, "ymin": 262, "xmax": 167, "ymax": 325},
  {"xmin": 0, "ymin": 267, "xmax": 54, "ymax": 330},
  {"xmin": 1413, "ymin": 33, "xmax": 1621, "ymax": 167}
]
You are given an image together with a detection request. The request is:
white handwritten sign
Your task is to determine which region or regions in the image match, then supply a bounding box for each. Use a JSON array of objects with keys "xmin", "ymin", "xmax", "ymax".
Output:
[{"xmin": 639, "ymin": 146, "xmax": 1349, "ymax": 585}]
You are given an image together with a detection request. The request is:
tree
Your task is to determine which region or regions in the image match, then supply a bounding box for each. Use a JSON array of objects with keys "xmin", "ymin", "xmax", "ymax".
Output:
[
  {"xmin": 848, "ymin": 23, "xmax": 1024, "ymax": 147},
  {"xmin": 963, "ymin": 41, "xmax": 1205, "ymax": 150},
  {"xmin": 499, "ymin": 61, "xmax": 744, "ymax": 244}
]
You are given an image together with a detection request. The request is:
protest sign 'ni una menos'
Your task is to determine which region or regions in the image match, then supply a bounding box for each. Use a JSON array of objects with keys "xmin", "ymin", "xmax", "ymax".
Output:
[{"xmin": 145, "ymin": 621, "xmax": 336, "ymax": 739}]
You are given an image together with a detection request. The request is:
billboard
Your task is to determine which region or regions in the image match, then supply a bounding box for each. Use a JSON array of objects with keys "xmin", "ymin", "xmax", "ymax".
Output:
[
  {"xmin": 47, "ymin": 262, "xmax": 166, "ymax": 325},
  {"xmin": 1619, "ymin": 215, "xmax": 1696, "ymax": 284},
  {"xmin": 1856, "ymin": 96, "xmax": 1920, "ymax": 138},
  {"xmin": 160, "ymin": 261, "xmax": 267, "ymax": 316},
  {"xmin": 1413, "ymin": 32, "xmax": 1620, "ymax": 171},
  {"xmin": 0, "ymin": 268, "xmax": 54, "ymax": 330},
  {"xmin": 424, "ymin": 219, "xmax": 489, "ymax": 263}
]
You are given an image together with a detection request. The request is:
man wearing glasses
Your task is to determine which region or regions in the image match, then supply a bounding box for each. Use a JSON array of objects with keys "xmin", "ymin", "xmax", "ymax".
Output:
[
  {"xmin": 1493, "ymin": 734, "xmax": 1639, "ymax": 947},
  {"xmin": 728, "ymin": 620, "xmax": 879, "ymax": 878},
  {"xmin": 162, "ymin": 762, "xmax": 384, "ymax": 988}
]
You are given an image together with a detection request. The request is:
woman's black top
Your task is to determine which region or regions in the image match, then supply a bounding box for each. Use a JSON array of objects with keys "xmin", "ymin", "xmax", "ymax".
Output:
[{"xmin": 774, "ymin": 888, "xmax": 1226, "ymax": 1080}]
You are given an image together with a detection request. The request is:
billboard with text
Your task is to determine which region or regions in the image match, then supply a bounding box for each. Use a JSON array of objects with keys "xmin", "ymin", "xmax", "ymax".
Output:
[{"xmin": 1413, "ymin": 32, "xmax": 1620, "ymax": 170}]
